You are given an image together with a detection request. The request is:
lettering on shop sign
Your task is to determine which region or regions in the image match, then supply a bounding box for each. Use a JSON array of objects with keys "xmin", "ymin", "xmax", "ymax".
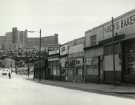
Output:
[{"xmin": 104, "ymin": 15, "xmax": 135, "ymax": 33}]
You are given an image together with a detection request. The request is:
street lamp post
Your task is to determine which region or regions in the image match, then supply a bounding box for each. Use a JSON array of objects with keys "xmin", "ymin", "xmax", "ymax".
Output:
[
  {"xmin": 112, "ymin": 17, "xmax": 116, "ymax": 84},
  {"xmin": 39, "ymin": 29, "xmax": 42, "ymax": 80},
  {"xmin": 26, "ymin": 49, "xmax": 30, "ymax": 78}
]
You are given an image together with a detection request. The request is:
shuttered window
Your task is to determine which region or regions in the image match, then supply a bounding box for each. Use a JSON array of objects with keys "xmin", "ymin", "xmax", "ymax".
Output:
[{"xmin": 90, "ymin": 35, "xmax": 96, "ymax": 46}]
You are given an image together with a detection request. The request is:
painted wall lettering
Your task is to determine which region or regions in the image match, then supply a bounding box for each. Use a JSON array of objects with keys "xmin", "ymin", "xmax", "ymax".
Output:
[{"xmin": 104, "ymin": 14, "xmax": 135, "ymax": 33}]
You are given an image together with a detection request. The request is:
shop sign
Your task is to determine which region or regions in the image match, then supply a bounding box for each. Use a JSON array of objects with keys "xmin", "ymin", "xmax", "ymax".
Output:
[
  {"xmin": 104, "ymin": 14, "xmax": 135, "ymax": 33},
  {"xmin": 48, "ymin": 58, "xmax": 59, "ymax": 61},
  {"xmin": 75, "ymin": 58, "xmax": 83, "ymax": 65},
  {"xmin": 48, "ymin": 49, "xmax": 59, "ymax": 55},
  {"xmin": 69, "ymin": 44, "xmax": 84, "ymax": 54},
  {"xmin": 86, "ymin": 57, "xmax": 98, "ymax": 65},
  {"xmin": 87, "ymin": 67, "xmax": 98, "ymax": 75},
  {"xmin": 60, "ymin": 45, "xmax": 68, "ymax": 55}
]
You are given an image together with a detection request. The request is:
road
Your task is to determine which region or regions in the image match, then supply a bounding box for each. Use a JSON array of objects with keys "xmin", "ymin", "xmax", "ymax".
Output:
[{"xmin": 0, "ymin": 74, "xmax": 135, "ymax": 105}]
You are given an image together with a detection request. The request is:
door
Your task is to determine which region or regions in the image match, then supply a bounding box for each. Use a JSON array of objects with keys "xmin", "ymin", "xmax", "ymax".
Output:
[{"xmin": 123, "ymin": 39, "xmax": 135, "ymax": 83}]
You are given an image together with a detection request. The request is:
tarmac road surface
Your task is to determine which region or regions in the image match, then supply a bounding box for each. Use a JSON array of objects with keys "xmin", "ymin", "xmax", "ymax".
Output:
[{"xmin": 0, "ymin": 74, "xmax": 135, "ymax": 105}]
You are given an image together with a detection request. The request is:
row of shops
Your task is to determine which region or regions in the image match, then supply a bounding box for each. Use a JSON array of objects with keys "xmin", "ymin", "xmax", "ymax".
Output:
[
  {"xmin": 34, "ymin": 9, "xmax": 135, "ymax": 84},
  {"xmin": 83, "ymin": 9, "xmax": 135, "ymax": 84},
  {"xmin": 47, "ymin": 38, "xmax": 85, "ymax": 82}
]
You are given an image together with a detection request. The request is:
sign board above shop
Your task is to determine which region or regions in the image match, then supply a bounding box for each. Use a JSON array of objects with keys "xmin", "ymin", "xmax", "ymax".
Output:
[
  {"xmin": 104, "ymin": 15, "xmax": 135, "ymax": 33},
  {"xmin": 85, "ymin": 10, "xmax": 135, "ymax": 48},
  {"xmin": 48, "ymin": 49, "xmax": 59, "ymax": 55},
  {"xmin": 103, "ymin": 10, "xmax": 135, "ymax": 39},
  {"xmin": 60, "ymin": 45, "xmax": 68, "ymax": 56}
]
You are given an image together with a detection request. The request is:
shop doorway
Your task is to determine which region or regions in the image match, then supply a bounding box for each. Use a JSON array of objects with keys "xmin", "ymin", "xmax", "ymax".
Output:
[{"xmin": 122, "ymin": 39, "xmax": 135, "ymax": 83}]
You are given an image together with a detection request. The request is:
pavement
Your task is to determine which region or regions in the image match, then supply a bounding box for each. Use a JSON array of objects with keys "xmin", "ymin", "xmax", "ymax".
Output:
[
  {"xmin": 0, "ymin": 74, "xmax": 135, "ymax": 105},
  {"xmin": 29, "ymin": 78, "xmax": 135, "ymax": 98}
]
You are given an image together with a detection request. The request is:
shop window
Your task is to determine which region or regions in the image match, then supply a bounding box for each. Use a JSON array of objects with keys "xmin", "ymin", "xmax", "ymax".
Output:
[
  {"xmin": 77, "ymin": 60, "xmax": 80, "ymax": 64},
  {"xmin": 90, "ymin": 35, "xmax": 96, "ymax": 46},
  {"xmin": 104, "ymin": 44, "xmax": 120, "ymax": 55},
  {"xmin": 61, "ymin": 47, "xmax": 65, "ymax": 52}
]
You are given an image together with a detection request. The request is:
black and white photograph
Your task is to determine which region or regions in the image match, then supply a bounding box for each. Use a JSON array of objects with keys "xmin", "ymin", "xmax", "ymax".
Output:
[{"xmin": 0, "ymin": 0, "xmax": 135, "ymax": 105}]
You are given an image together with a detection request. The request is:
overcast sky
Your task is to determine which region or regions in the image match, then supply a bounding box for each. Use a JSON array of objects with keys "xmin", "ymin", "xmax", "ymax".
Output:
[{"xmin": 0, "ymin": 0, "xmax": 134, "ymax": 44}]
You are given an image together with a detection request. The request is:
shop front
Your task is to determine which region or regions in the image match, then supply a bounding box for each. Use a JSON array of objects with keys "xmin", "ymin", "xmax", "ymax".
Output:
[
  {"xmin": 122, "ymin": 38, "xmax": 135, "ymax": 83},
  {"xmin": 85, "ymin": 57, "xmax": 99, "ymax": 82},
  {"xmin": 48, "ymin": 48, "xmax": 61, "ymax": 80},
  {"xmin": 65, "ymin": 57, "xmax": 84, "ymax": 82},
  {"xmin": 84, "ymin": 47, "xmax": 103, "ymax": 83},
  {"xmin": 60, "ymin": 57, "xmax": 67, "ymax": 81},
  {"xmin": 99, "ymin": 35, "xmax": 125, "ymax": 83},
  {"xmin": 74, "ymin": 58, "xmax": 84, "ymax": 82},
  {"xmin": 103, "ymin": 44, "xmax": 122, "ymax": 83},
  {"xmin": 48, "ymin": 58, "xmax": 61, "ymax": 80},
  {"xmin": 60, "ymin": 44, "xmax": 69, "ymax": 81}
]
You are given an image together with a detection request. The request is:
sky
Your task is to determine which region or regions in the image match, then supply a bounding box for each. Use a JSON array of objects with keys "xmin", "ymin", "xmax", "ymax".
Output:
[{"xmin": 0, "ymin": 0, "xmax": 134, "ymax": 44}]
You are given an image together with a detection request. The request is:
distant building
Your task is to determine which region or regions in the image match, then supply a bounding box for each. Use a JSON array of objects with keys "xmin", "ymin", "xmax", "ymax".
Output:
[
  {"xmin": 0, "ymin": 28, "xmax": 59, "ymax": 54},
  {"xmin": 4, "ymin": 32, "xmax": 15, "ymax": 50},
  {"xmin": 19, "ymin": 30, "xmax": 27, "ymax": 48},
  {"xmin": 0, "ymin": 36, "xmax": 6, "ymax": 49},
  {"xmin": 26, "ymin": 33, "xmax": 59, "ymax": 50},
  {"xmin": 12, "ymin": 27, "xmax": 27, "ymax": 49},
  {"xmin": 1, "ymin": 27, "xmax": 28, "ymax": 50}
]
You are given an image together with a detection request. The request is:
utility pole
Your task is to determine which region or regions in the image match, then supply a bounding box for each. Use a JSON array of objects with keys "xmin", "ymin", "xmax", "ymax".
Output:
[
  {"xmin": 27, "ymin": 29, "xmax": 42, "ymax": 80},
  {"xmin": 26, "ymin": 50, "xmax": 29, "ymax": 78},
  {"xmin": 39, "ymin": 29, "xmax": 42, "ymax": 80},
  {"xmin": 112, "ymin": 17, "xmax": 116, "ymax": 84}
]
